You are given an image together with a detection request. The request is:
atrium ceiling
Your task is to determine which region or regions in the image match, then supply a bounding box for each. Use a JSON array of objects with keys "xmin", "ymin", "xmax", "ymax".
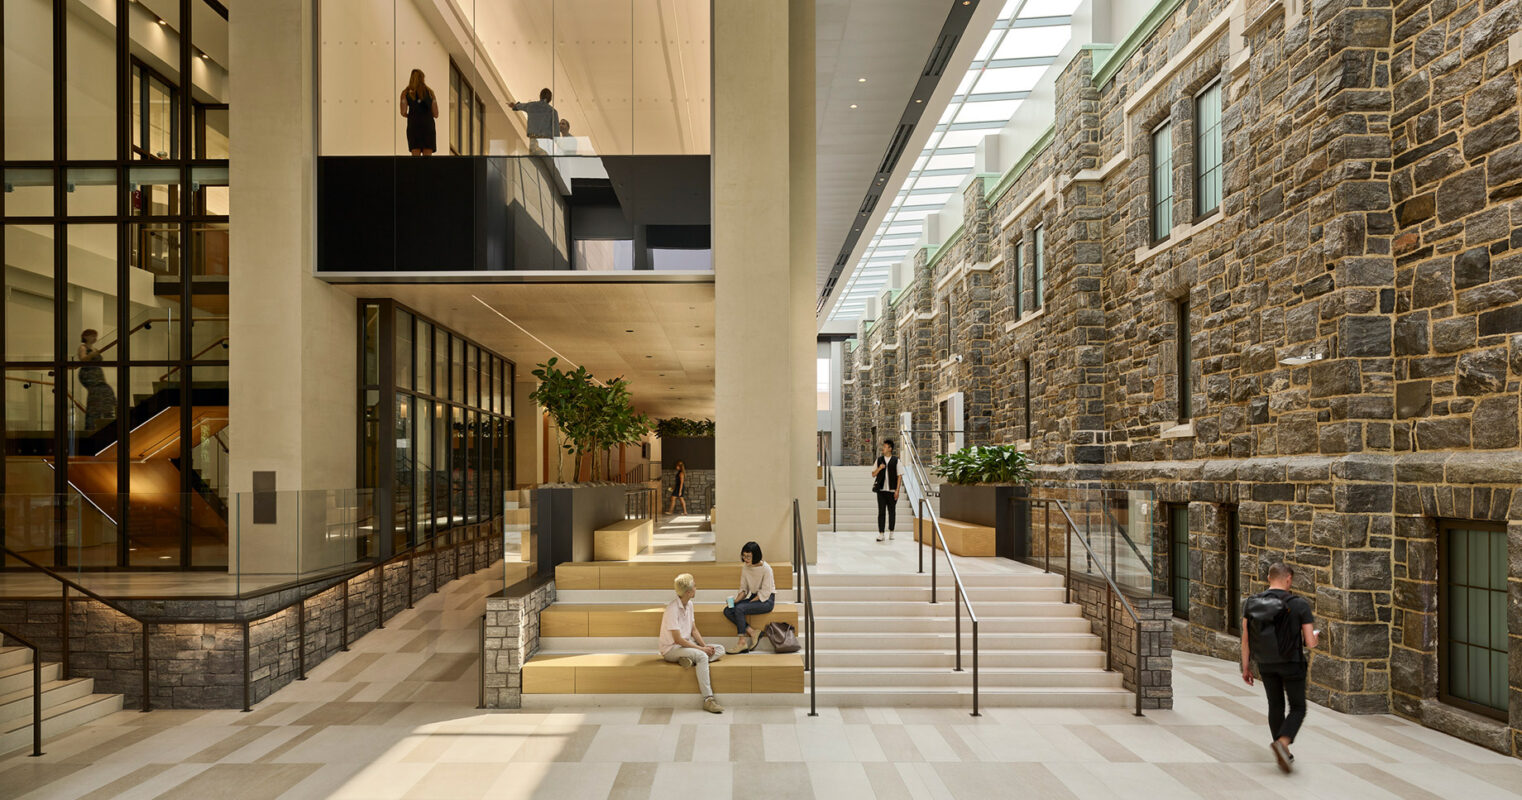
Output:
[{"xmin": 820, "ymin": 0, "xmax": 1080, "ymax": 323}]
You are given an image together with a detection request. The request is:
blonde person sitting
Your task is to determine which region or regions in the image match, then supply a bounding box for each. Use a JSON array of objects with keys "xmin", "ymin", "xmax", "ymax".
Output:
[{"xmin": 661, "ymin": 573, "xmax": 726, "ymax": 714}]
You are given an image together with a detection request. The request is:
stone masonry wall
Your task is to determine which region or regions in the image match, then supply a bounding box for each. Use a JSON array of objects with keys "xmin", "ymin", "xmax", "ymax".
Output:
[
  {"xmin": 483, "ymin": 577, "xmax": 556, "ymax": 709},
  {"xmin": 662, "ymin": 468, "xmax": 715, "ymax": 514},
  {"xmin": 841, "ymin": 0, "xmax": 1522, "ymax": 757},
  {"xmin": 0, "ymin": 532, "xmax": 503, "ymax": 709}
]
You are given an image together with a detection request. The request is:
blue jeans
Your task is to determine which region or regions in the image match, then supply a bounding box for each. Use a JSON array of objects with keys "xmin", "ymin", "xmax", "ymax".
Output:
[{"xmin": 723, "ymin": 596, "xmax": 774, "ymax": 636}]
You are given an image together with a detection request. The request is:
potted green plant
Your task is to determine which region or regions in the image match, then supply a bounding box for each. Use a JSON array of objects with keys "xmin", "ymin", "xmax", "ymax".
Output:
[
  {"xmin": 528, "ymin": 359, "xmax": 654, "ymax": 568},
  {"xmin": 932, "ymin": 444, "xmax": 1033, "ymax": 560}
]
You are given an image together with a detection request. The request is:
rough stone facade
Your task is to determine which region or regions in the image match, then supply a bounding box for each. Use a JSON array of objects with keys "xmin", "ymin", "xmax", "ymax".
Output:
[
  {"xmin": 661, "ymin": 468, "xmax": 715, "ymax": 514},
  {"xmin": 0, "ymin": 531, "xmax": 502, "ymax": 709},
  {"xmin": 482, "ymin": 576, "xmax": 556, "ymax": 709},
  {"xmin": 841, "ymin": 0, "xmax": 1522, "ymax": 756}
]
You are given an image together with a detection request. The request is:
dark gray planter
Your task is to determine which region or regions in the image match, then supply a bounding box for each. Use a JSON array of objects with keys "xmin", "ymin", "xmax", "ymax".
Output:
[
  {"xmin": 938, "ymin": 483, "xmax": 1030, "ymax": 560},
  {"xmin": 660, "ymin": 436, "xmax": 715, "ymax": 470},
  {"xmin": 531, "ymin": 484, "xmax": 628, "ymax": 573}
]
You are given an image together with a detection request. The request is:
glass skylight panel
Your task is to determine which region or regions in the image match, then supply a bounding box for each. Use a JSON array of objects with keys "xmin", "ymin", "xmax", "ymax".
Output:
[
  {"xmin": 1018, "ymin": 0, "xmax": 1082, "ymax": 17},
  {"xmin": 973, "ymin": 65, "xmax": 1048, "ymax": 93},
  {"xmin": 912, "ymin": 173, "xmax": 965, "ymax": 190},
  {"xmin": 954, "ymin": 99, "xmax": 1025, "ymax": 124},
  {"xmin": 924, "ymin": 152, "xmax": 976, "ymax": 171},
  {"xmin": 998, "ymin": 0, "xmax": 1024, "ymax": 19},
  {"xmin": 976, "ymin": 36, "xmax": 998, "ymax": 62},
  {"xmin": 992, "ymin": 26, "xmax": 1070, "ymax": 59},
  {"xmin": 936, "ymin": 129, "xmax": 993, "ymax": 149},
  {"xmin": 955, "ymin": 71, "xmax": 978, "ymax": 95}
]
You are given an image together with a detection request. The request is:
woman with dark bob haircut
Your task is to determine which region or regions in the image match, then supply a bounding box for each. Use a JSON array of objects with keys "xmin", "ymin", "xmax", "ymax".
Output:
[{"xmin": 724, "ymin": 541, "xmax": 775, "ymax": 652}]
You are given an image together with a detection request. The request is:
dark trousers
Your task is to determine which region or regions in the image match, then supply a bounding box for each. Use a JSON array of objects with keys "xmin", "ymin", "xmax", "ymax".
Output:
[
  {"xmin": 1259, "ymin": 661, "xmax": 1308, "ymax": 743},
  {"xmin": 876, "ymin": 490, "xmax": 897, "ymax": 533},
  {"xmin": 723, "ymin": 596, "xmax": 774, "ymax": 635}
]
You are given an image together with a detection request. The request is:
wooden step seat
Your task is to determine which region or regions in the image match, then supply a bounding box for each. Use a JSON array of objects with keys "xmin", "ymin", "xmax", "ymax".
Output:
[
  {"xmin": 540, "ymin": 603, "xmax": 798, "ymax": 638},
  {"xmin": 555, "ymin": 562, "xmax": 794, "ymax": 591},
  {"xmin": 817, "ymin": 508, "xmax": 831, "ymax": 524},
  {"xmin": 915, "ymin": 517, "xmax": 996, "ymax": 557},
  {"xmin": 504, "ymin": 507, "xmax": 530, "ymax": 525},
  {"xmin": 593, "ymin": 518, "xmax": 654, "ymax": 561},
  {"xmin": 522, "ymin": 652, "xmax": 804, "ymax": 694}
]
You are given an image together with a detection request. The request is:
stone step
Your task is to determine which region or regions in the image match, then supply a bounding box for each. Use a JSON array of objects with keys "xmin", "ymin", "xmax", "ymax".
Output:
[
  {"xmin": 810, "ymin": 615, "xmax": 1090, "ymax": 634},
  {"xmin": 815, "ymin": 685, "xmax": 1132, "ymax": 708},
  {"xmin": 812, "ymin": 600, "xmax": 1081, "ymax": 618},
  {"xmin": 0, "ymin": 691, "xmax": 123, "ymax": 756},
  {"xmin": 812, "ymin": 649, "xmax": 1106, "ymax": 669},
  {"xmin": 0, "ymin": 662, "xmax": 62, "ymax": 696},
  {"xmin": 0, "ymin": 678, "xmax": 96, "ymax": 725}
]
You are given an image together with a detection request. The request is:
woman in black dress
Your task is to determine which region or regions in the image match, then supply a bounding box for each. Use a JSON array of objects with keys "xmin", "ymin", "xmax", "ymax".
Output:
[
  {"xmin": 399, "ymin": 69, "xmax": 438, "ymax": 156},
  {"xmin": 665, "ymin": 460, "xmax": 688, "ymax": 516}
]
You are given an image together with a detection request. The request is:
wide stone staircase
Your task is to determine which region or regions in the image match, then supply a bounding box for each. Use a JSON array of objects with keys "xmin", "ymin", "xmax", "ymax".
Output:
[
  {"xmin": 826, "ymin": 465, "xmax": 917, "ymax": 532},
  {"xmin": 520, "ymin": 562, "xmax": 805, "ymax": 703},
  {"xmin": 0, "ymin": 645, "xmax": 122, "ymax": 755},
  {"xmin": 809, "ymin": 569, "xmax": 1131, "ymax": 707}
]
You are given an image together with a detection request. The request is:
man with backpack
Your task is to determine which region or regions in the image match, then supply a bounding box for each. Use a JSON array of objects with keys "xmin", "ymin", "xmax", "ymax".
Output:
[{"xmin": 1241, "ymin": 562, "xmax": 1319, "ymax": 773}]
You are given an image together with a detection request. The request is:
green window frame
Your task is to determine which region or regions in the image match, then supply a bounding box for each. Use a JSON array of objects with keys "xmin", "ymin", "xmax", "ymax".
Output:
[
  {"xmin": 1151, "ymin": 120, "xmax": 1173, "ymax": 243},
  {"xmin": 1169, "ymin": 504, "xmax": 1190, "ymax": 619},
  {"xmin": 1440, "ymin": 521, "xmax": 1509, "ymax": 719},
  {"xmin": 1195, "ymin": 81, "xmax": 1223, "ymax": 218}
]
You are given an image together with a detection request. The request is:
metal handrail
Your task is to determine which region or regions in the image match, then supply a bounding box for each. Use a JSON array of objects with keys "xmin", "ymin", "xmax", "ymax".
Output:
[
  {"xmin": 790, "ymin": 499, "xmax": 817, "ymax": 717},
  {"xmin": 0, "ymin": 515, "xmax": 499, "ymax": 714},
  {"xmin": 899, "ymin": 431, "xmax": 981, "ymax": 717},
  {"xmin": 1041, "ymin": 497, "xmax": 1146, "ymax": 717},
  {"xmin": 0, "ymin": 625, "xmax": 43, "ymax": 756}
]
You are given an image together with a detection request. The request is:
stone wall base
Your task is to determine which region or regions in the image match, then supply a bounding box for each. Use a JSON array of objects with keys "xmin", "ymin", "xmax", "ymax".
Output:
[{"xmin": 483, "ymin": 576, "xmax": 556, "ymax": 709}]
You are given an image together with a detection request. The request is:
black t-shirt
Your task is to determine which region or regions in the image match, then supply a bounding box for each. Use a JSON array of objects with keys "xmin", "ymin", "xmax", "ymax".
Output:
[{"xmin": 1243, "ymin": 588, "xmax": 1314, "ymax": 663}]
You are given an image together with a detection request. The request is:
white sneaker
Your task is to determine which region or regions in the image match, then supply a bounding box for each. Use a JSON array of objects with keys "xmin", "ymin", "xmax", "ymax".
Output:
[
  {"xmin": 876, "ymin": 534, "xmax": 885, "ymax": 542},
  {"xmin": 888, "ymin": 532, "xmax": 895, "ymax": 540}
]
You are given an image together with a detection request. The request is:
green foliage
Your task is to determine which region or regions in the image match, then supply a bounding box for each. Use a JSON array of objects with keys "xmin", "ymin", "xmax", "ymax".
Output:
[
  {"xmin": 529, "ymin": 358, "xmax": 653, "ymax": 482},
  {"xmin": 931, "ymin": 445, "xmax": 1033, "ymax": 486},
  {"xmin": 655, "ymin": 417, "xmax": 715, "ymax": 438}
]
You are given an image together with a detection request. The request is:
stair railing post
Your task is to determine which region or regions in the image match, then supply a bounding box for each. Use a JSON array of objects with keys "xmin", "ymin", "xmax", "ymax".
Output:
[
  {"xmin": 1044, "ymin": 499, "xmax": 1051, "ymax": 574},
  {"xmin": 140, "ymin": 622, "xmax": 151, "ymax": 712},
  {"xmin": 477, "ymin": 612, "xmax": 486, "ymax": 709},
  {"xmin": 1105, "ymin": 582, "xmax": 1113, "ymax": 673},
  {"xmin": 30, "ymin": 647, "xmax": 42, "ymax": 756},
  {"xmin": 1065, "ymin": 510, "xmax": 1073, "ymax": 605},
  {"xmin": 297, "ymin": 598, "xmax": 307, "ymax": 680},
  {"xmin": 971, "ymin": 619, "xmax": 980, "ymax": 718},
  {"xmin": 917, "ymin": 498, "xmax": 925, "ymax": 576},
  {"xmin": 953, "ymin": 581, "xmax": 962, "ymax": 672},
  {"xmin": 376, "ymin": 563, "xmax": 385, "ymax": 629},
  {"xmin": 407, "ymin": 552, "xmax": 415, "ymax": 609},
  {"xmin": 241, "ymin": 620, "xmax": 252, "ymax": 712},
  {"xmin": 341, "ymin": 578, "xmax": 350, "ymax": 651},
  {"xmin": 60, "ymin": 583, "xmax": 69, "ymax": 676}
]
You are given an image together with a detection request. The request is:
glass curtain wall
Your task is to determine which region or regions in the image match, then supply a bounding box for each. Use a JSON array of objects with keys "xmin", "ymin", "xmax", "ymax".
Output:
[
  {"xmin": 1, "ymin": 0, "xmax": 231, "ymax": 570},
  {"xmin": 358, "ymin": 300, "xmax": 513, "ymax": 559}
]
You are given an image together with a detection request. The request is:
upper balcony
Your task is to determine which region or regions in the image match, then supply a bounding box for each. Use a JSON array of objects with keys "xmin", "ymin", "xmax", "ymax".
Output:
[{"xmin": 316, "ymin": 152, "xmax": 711, "ymax": 278}]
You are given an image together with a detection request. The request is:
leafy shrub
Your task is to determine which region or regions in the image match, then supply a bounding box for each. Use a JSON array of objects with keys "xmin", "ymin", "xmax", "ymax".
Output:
[
  {"xmin": 530, "ymin": 358, "xmax": 652, "ymax": 482},
  {"xmin": 655, "ymin": 417, "xmax": 715, "ymax": 438},
  {"xmin": 931, "ymin": 445, "xmax": 1032, "ymax": 485}
]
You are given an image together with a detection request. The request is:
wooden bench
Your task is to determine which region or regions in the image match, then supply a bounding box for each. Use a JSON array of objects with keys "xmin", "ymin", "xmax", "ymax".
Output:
[
  {"xmin": 522, "ymin": 652, "xmax": 804, "ymax": 694},
  {"xmin": 593, "ymin": 518, "xmax": 654, "ymax": 561},
  {"xmin": 554, "ymin": 562, "xmax": 794, "ymax": 591},
  {"xmin": 915, "ymin": 516, "xmax": 996, "ymax": 557},
  {"xmin": 540, "ymin": 602, "xmax": 798, "ymax": 638}
]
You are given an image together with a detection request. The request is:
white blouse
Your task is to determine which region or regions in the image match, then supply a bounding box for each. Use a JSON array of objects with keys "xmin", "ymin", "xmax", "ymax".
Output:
[{"xmin": 739, "ymin": 561, "xmax": 776, "ymax": 603}]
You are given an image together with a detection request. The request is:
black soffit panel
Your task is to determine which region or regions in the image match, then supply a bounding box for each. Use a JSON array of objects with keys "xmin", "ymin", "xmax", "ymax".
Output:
[{"xmin": 817, "ymin": 0, "xmax": 982, "ymax": 315}]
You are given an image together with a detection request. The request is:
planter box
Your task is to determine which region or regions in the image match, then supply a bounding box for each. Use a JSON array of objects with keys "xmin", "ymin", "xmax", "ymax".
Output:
[
  {"xmin": 938, "ymin": 483, "xmax": 1030, "ymax": 560},
  {"xmin": 532, "ymin": 485, "xmax": 629, "ymax": 573},
  {"xmin": 660, "ymin": 436, "xmax": 715, "ymax": 470}
]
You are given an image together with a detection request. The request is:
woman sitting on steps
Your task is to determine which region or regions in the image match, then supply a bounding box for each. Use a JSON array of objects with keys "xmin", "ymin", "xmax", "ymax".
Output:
[{"xmin": 724, "ymin": 541, "xmax": 775, "ymax": 653}]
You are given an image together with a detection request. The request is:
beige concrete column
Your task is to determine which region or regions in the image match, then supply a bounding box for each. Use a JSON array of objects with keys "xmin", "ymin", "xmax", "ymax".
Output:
[
  {"xmin": 513, "ymin": 380, "xmax": 544, "ymax": 487},
  {"xmin": 229, "ymin": 0, "xmax": 358, "ymax": 571},
  {"xmin": 790, "ymin": 0, "xmax": 819, "ymax": 560},
  {"xmin": 713, "ymin": 1, "xmax": 816, "ymax": 562}
]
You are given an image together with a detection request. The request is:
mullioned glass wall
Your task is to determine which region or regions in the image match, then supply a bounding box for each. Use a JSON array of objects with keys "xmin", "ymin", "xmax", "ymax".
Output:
[{"xmin": 2, "ymin": 0, "xmax": 230, "ymax": 569}]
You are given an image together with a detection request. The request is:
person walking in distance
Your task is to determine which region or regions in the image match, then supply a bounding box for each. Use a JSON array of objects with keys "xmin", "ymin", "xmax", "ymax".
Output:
[
  {"xmin": 871, "ymin": 439, "xmax": 901, "ymax": 542},
  {"xmin": 1241, "ymin": 562, "xmax": 1318, "ymax": 773}
]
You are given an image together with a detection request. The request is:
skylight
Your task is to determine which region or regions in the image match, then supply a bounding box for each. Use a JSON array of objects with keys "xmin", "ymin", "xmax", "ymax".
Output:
[{"xmin": 828, "ymin": 0, "xmax": 1073, "ymax": 322}]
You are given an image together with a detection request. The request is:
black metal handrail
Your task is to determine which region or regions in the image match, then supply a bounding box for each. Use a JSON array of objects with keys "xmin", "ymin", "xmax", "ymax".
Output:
[
  {"xmin": 790, "ymin": 499, "xmax": 818, "ymax": 717},
  {"xmin": 1040, "ymin": 497, "xmax": 1146, "ymax": 717},
  {"xmin": 0, "ymin": 624, "xmax": 43, "ymax": 756},
  {"xmin": 0, "ymin": 517, "xmax": 499, "ymax": 717},
  {"xmin": 899, "ymin": 431, "xmax": 981, "ymax": 717}
]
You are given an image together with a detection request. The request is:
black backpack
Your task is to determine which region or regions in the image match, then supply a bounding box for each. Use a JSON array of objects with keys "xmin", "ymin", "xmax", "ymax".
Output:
[{"xmin": 1243, "ymin": 590, "xmax": 1299, "ymax": 664}]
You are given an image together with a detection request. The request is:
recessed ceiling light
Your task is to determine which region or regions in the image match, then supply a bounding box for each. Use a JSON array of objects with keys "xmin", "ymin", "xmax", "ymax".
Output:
[
  {"xmin": 625, "ymin": 329, "xmax": 634, "ymax": 333},
  {"xmin": 915, "ymin": 99, "xmax": 923, "ymax": 104},
  {"xmin": 849, "ymin": 104, "xmax": 858, "ymax": 109},
  {"xmin": 857, "ymin": 77, "xmax": 867, "ymax": 83},
  {"xmin": 157, "ymin": 18, "xmax": 168, "ymax": 25},
  {"xmin": 645, "ymin": 355, "xmax": 653, "ymax": 358}
]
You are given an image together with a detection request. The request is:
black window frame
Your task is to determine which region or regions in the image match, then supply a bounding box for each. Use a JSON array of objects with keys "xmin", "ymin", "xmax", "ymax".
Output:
[
  {"xmin": 1438, "ymin": 520, "xmax": 1509, "ymax": 721},
  {"xmin": 1150, "ymin": 119, "xmax": 1173, "ymax": 244},
  {"xmin": 1177, "ymin": 297, "xmax": 1192, "ymax": 422},
  {"xmin": 1226, "ymin": 506, "xmax": 1240, "ymax": 635},
  {"xmin": 1194, "ymin": 80, "xmax": 1223, "ymax": 221},
  {"xmin": 1022, "ymin": 357, "xmax": 1033, "ymax": 441},
  {"xmin": 1169, "ymin": 503, "xmax": 1190, "ymax": 620}
]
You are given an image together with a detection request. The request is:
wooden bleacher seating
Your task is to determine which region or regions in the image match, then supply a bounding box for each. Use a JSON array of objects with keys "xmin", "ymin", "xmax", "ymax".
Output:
[
  {"xmin": 522, "ymin": 653, "xmax": 803, "ymax": 694},
  {"xmin": 540, "ymin": 602, "xmax": 797, "ymax": 638},
  {"xmin": 914, "ymin": 516, "xmax": 996, "ymax": 556},
  {"xmin": 554, "ymin": 562, "xmax": 794, "ymax": 591},
  {"xmin": 593, "ymin": 518, "xmax": 654, "ymax": 561}
]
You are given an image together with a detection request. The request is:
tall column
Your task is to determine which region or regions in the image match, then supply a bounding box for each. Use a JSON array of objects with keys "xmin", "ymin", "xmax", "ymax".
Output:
[
  {"xmin": 790, "ymin": 0, "xmax": 819, "ymax": 559},
  {"xmin": 713, "ymin": 0, "xmax": 815, "ymax": 561},
  {"xmin": 229, "ymin": 0, "xmax": 358, "ymax": 568}
]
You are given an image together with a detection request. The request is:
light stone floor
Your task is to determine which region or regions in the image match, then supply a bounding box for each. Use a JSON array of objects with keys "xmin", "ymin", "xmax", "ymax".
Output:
[{"xmin": 5, "ymin": 542, "xmax": 1522, "ymax": 799}]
